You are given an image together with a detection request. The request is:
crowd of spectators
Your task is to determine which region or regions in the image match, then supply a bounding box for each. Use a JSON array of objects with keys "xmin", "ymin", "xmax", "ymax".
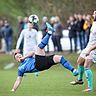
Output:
[
  {"xmin": 67, "ymin": 13, "xmax": 92, "ymax": 53},
  {"xmin": 0, "ymin": 13, "xmax": 93, "ymax": 55}
]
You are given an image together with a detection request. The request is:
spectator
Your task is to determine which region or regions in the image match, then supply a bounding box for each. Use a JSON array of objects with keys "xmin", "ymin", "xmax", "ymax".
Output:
[
  {"xmin": 0, "ymin": 20, "xmax": 7, "ymax": 53},
  {"xmin": 68, "ymin": 16, "xmax": 77, "ymax": 53},
  {"xmin": 40, "ymin": 16, "xmax": 49, "ymax": 52},
  {"xmin": 52, "ymin": 16, "xmax": 63, "ymax": 52},
  {"xmin": 17, "ymin": 16, "xmax": 24, "ymax": 37},
  {"xmin": 23, "ymin": 17, "xmax": 28, "ymax": 29},
  {"xmin": 41, "ymin": 16, "xmax": 48, "ymax": 38},
  {"xmin": 2, "ymin": 19, "xmax": 13, "ymax": 54},
  {"xmin": 50, "ymin": 16, "xmax": 57, "ymax": 51},
  {"xmin": 76, "ymin": 14, "xmax": 85, "ymax": 52},
  {"xmin": 17, "ymin": 16, "xmax": 24, "ymax": 54},
  {"xmin": 83, "ymin": 14, "xmax": 92, "ymax": 47},
  {"xmin": 0, "ymin": 20, "xmax": 4, "ymax": 51}
]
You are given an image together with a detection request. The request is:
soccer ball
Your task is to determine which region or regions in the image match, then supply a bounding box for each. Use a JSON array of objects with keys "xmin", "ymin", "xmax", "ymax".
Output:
[{"xmin": 28, "ymin": 14, "xmax": 39, "ymax": 24}]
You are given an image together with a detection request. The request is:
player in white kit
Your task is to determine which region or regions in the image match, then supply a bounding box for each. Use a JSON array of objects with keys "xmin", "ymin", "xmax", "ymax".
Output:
[
  {"xmin": 70, "ymin": 11, "xmax": 96, "ymax": 92},
  {"xmin": 15, "ymin": 15, "xmax": 39, "ymax": 76}
]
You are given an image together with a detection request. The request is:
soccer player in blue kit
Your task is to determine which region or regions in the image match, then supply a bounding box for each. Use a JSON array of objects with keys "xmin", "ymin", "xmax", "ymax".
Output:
[{"xmin": 11, "ymin": 16, "xmax": 78, "ymax": 92}]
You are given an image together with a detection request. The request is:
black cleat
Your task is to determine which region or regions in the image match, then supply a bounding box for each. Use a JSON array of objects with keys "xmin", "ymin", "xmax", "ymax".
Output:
[{"xmin": 70, "ymin": 80, "xmax": 84, "ymax": 85}]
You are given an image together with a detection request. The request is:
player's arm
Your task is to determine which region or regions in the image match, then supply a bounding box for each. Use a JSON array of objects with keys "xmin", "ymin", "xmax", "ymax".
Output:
[
  {"xmin": 14, "ymin": 51, "xmax": 35, "ymax": 62},
  {"xmin": 20, "ymin": 51, "xmax": 35, "ymax": 61},
  {"xmin": 88, "ymin": 44, "xmax": 96, "ymax": 52},
  {"xmin": 11, "ymin": 76, "xmax": 23, "ymax": 92},
  {"xmin": 16, "ymin": 30, "xmax": 24, "ymax": 50}
]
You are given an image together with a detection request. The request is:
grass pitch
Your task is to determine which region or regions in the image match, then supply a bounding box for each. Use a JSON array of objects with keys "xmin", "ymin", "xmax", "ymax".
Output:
[{"xmin": 0, "ymin": 53, "xmax": 96, "ymax": 96}]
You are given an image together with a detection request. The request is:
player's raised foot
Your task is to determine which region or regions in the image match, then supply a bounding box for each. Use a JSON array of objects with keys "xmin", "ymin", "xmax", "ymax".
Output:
[
  {"xmin": 70, "ymin": 80, "xmax": 84, "ymax": 85},
  {"xmin": 82, "ymin": 88, "xmax": 92, "ymax": 92},
  {"xmin": 72, "ymin": 69, "xmax": 78, "ymax": 76},
  {"xmin": 46, "ymin": 22, "xmax": 55, "ymax": 34}
]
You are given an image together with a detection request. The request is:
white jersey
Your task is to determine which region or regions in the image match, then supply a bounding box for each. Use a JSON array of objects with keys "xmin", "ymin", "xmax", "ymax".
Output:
[
  {"xmin": 87, "ymin": 21, "xmax": 96, "ymax": 48},
  {"xmin": 16, "ymin": 28, "xmax": 38, "ymax": 56}
]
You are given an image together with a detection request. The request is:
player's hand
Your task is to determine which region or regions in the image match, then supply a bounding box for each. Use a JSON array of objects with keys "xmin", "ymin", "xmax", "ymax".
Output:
[{"xmin": 19, "ymin": 56, "xmax": 25, "ymax": 62}]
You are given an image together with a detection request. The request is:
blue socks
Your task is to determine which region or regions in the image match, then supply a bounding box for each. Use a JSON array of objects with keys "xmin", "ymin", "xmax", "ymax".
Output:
[
  {"xmin": 38, "ymin": 22, "xmax": 55, "ymax": 49},
  {"xmin": 38, "ymin": 34, "xmax": 51, "ymax": 49},
  {"xmin": 85, "ymin": 68, "xmax": 93, "ymax": 90},
  {"xmin": 60, "ymin": 56, "xmax": 74, "ymax": 72}
]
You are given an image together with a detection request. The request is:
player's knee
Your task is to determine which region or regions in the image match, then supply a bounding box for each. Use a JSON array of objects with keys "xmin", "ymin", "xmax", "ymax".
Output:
[
  {"xmin": 84, "ymin": 57, "xmax": 92, "ymax": 68},
  {"xmin": 77, "ymin": 57, "xmax": 84, "ymax": 66},
  {"xmin": 53, "ymin": 55, "xmax": 62, "ymax": 63}
]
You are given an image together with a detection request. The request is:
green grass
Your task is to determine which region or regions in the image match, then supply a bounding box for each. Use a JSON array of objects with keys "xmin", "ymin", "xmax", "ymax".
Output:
[{"xmin": 0, "ymin": 53, "xmax": 96, "ymax": 96}]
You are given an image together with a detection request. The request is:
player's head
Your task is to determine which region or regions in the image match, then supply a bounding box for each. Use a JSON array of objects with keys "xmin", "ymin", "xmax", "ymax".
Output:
[
  {"xmin": 93, "ymin": 11, "xmax": 96, "ymax": 21},
  {"xmin": 28, "ymin": 14, "xmax": 39, "ymax": 24},
  {"xmin": 15, "ymin": 53, "xmax": 23, "ymax": 62}
]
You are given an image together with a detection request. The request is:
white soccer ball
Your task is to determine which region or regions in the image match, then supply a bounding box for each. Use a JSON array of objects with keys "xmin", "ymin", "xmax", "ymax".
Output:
[{"xmin": 28, "ymin": 14, "xmax": 39, "ymax": 24}]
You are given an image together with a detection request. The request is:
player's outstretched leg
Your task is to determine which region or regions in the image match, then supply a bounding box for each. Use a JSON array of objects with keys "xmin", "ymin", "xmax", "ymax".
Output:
[
  {"xmin": 53, "ymin": 55, "xmax": 78, "ymax": 76},
  {"xmin": 60, "ymin": 56, "xmax": 78, "ymax": 76},
  {"xmin": 38, "ymin": 22, "xmax": 54, "ymax": 49}
]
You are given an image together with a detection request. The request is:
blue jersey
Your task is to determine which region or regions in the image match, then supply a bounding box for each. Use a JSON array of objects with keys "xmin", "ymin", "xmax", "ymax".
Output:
[{"xmin": 18, "ymin": 57, "xmax": 37, "ymax": 77}]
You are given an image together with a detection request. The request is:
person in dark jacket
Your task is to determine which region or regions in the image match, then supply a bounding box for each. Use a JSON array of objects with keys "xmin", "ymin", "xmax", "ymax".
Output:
[
  {"xmin": 52, "ymin": 16, "xmax": 63, "ymax": 52},
  {"xmin": 68, "ymin": 16, "xmax": 77, "ymax": 53},
  {"xmin": 41, "ymin": 16, "xmax": 48, "ymax": 38},
  {"xmin": 76, "ymin": 14, "xmax": 85, "ymax": 51},
  {"xmin": 17, "ymin": 16, "xmax": 24, "ymax": 37},
  {"xmin": 2, "ymin": 20, "xmax": 13, "ymax": 54},
  {"xmin": 40, "ymin": 16, "xmax": 49, "ymax": 52},
  {"xmin": 0, "ymin": 20, "xmax": 4, "ymax": 49}
]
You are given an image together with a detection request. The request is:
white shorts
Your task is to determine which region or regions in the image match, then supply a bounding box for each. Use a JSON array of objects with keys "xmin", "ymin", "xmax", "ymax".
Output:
[{"xmin": 80, "ymin": 48, "xmax": 96, "ymax": 63}]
